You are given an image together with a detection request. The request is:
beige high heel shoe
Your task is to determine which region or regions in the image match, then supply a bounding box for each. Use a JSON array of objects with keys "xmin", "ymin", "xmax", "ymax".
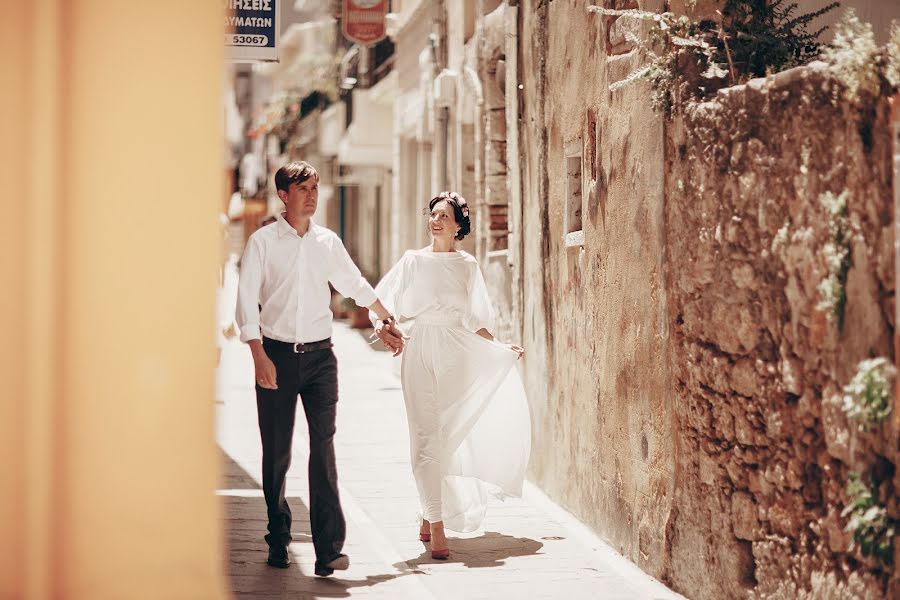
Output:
[{"xmin": 429, "ymin": 521, "xmax": 449, "ymax": 559}]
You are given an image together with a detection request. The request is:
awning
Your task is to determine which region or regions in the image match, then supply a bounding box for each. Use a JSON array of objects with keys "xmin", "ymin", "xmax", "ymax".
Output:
[
  {"xmin": 318, "ymin": 102, "xmax": 346, "ymax": 157},
  {"xmin": 336, "ymin": 79, "xmax": 395, "ymax": 168}
]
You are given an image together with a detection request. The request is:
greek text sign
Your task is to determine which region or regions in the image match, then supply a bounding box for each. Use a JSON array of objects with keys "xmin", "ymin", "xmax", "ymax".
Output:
[
  {"xmin": 342, "ymin": 0, "xmax": 388, "ymax": 46},
  {"xmin": 225, "ymin": 0, "xmax": 279, "ymax": 62}
]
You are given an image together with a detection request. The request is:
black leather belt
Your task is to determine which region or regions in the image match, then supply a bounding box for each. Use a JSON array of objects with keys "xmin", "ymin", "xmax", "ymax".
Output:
[{"xmin": 263, "ymin": 337, "xmax": 332, "ymax": 354}]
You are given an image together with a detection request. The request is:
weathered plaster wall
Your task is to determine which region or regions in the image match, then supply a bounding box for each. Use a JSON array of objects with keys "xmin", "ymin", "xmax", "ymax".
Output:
[
  {"xmin": 516, "ymin": 2, "xmax": 898, "ymax": 597},
  {"xmin": 665, "ymin": 65, "xmax": 897, "ymax": 599},
  {"xmin": 519, "ymin": 0, "xmax": 553, "ymax": 501},
  {"xmin": 519, "ymin": 0, "xmax": 676, "ymax": 580}
]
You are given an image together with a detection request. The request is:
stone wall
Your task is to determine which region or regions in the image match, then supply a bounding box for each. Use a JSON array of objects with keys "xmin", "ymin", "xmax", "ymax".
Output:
[
  {"xmin": 514, "ymin": 2, "xmax": 897, "ymax": 597},
  {"xmin": 665, "ymin": 64, "xmax": 897, "ymax": 599}
]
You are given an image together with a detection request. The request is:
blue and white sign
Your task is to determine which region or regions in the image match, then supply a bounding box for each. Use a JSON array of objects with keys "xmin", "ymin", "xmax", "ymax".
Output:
[{"xmin": 225, "ymin": 0, "xmax": 279, "ymax": 62}]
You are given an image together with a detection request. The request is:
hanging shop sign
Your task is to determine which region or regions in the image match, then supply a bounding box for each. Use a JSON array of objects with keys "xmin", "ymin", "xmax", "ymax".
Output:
[
  {"xmin": 342, "ymin": 0, "xmax": 388, "ymax": 45},
  {"xmin": 225, "ymin": 0, "xmax": 279, "ymax": 62}
]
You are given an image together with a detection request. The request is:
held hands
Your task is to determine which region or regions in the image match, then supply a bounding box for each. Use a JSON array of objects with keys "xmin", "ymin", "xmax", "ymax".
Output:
[{"xmin": 375, "ymin": 319, "xmax": 407, "ymax": 357}]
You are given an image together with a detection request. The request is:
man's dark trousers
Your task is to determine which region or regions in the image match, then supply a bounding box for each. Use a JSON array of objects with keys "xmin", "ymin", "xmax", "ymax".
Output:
[{"xmin": 255, "ymin": 337, "xmax": 345, "ymax": 569}]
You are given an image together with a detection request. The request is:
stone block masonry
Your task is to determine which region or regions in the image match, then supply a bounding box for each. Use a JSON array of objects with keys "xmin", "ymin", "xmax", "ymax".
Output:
[{"xmin": 665, "ymin": 63, "xmax": 897, "ymax": 599}]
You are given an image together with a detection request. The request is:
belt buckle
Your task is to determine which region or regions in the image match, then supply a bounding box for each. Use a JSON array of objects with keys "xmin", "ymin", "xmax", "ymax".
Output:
[{"xmin": 293, "ymin": 342, "xmax": 304, "ymax": 354}]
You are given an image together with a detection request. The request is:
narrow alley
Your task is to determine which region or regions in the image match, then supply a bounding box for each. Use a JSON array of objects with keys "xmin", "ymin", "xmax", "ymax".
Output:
[
  {"xmin": 6, "ymin": 2, "xmax": 900, "ymax": 599},
  {"xmin": 216, "ymin": 260, "xmax": 682, "ymax": 600}
]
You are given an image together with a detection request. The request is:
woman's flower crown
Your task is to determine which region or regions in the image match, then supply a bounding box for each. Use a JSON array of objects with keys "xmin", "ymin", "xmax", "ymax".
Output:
[{"xmin": 439, "ymin": 191, "xmax": 469, "ymax": 218}]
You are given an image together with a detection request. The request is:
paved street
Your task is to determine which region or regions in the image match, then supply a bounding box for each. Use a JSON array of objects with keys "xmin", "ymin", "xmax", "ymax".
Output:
[{"xmin": 216, "ymin": 261, "xmax": 683, "ymax": 600}]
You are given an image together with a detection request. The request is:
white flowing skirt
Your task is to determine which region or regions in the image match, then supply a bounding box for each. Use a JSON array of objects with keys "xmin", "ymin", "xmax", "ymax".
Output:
[{"xmin": 400, "ymin": 314, "xmax": 532, "ymax": 532}]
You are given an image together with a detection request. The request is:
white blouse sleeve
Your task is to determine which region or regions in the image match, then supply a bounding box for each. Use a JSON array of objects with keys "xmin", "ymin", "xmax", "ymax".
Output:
[
  {"xmin": 463, "ymin": 259, "xmax": 496, "ymax": 333},
  {"xmin": 369, "ymin": 252, "xmax": 412, "ymax": 326}
]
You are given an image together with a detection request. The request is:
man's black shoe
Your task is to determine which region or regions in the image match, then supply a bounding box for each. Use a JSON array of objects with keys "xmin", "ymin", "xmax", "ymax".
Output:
[
  {"xmin": 267, "ymin": 545, "xmax": 290, "ymax": 568},
  {"xmin": 314, "ymin": 554, "xmax": 349, "ymax": 577}
]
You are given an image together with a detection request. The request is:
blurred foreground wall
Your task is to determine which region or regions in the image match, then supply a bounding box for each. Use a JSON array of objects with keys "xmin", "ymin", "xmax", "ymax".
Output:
[{"xmin": 0, "ymin": 1, "xmax": 226, "ymax": 598}]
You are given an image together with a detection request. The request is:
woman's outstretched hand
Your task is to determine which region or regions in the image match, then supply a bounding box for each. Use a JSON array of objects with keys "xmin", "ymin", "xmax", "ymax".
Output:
[{"xmin": 475, "ymin": 328, "xmax": 523, "ymax": 360}]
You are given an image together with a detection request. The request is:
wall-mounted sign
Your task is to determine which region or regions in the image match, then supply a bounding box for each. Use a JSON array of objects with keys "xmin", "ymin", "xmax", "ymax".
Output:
[
  {"xmin": 342, "ymin": 0, "xmax": 388, "ymax": 46},
  {"xmin": 225, "ymin": 0, "xmax": 279, "ymax": 62}
]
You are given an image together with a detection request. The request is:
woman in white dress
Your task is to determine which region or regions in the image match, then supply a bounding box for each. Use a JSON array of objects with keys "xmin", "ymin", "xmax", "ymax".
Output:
[{"xmin": 372, "ymin": 191, "xmax": 532, "ymax": 559}]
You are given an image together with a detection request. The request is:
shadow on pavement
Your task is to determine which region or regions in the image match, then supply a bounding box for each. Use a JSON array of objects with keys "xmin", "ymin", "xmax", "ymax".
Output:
[
  {"xmin": 221, "ymin": 446, "xmax": 412, "ymax": 598},
  {"xmin": 395, "ymin": 531, "xmax": 544, "ymax": 570},
  {"xmin": 220, "ymin": 446, "xmax": 261, "ymax": 490},
  {"xmin": 310, "ymin": 572, "xmax": 419, "ymax": 598}
]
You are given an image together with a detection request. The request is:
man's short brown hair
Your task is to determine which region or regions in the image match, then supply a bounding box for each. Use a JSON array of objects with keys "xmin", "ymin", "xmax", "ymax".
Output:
[{"xmin": 274, "ymin": 161, "xmax": 319, "ymax": 192}]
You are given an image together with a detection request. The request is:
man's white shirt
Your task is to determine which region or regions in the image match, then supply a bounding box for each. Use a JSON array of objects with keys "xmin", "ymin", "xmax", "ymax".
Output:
[{"xmin": 236, "ymin": 213, "xmax": 377, "ymax": 343}]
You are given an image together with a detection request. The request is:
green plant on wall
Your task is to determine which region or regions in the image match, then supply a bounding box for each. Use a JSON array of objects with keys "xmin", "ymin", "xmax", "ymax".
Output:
[
  {"xmin": 842, "ymin": 472, "xmax": 897, "ymax": 565},
  {"xmin": 886, "ymin": 21, "xmax": 900, "ymax": 91},
  {"xmin": 821, "ymin": 9, "xmax": 881, "ymax": 103},
  {"xmin": 590, "ymin": 7, "xmax": 720, "ymax": 112},
  {"xmin": 720, "ymin": 0, "xmax": 838, "ymax": 77},
  {"xmin": 814, "ymin": 190, "xmax": 851, "ymax": 329},
  {"xmin": 590, "ymin": 1, "xmax": 838, "ymax": 113},
  {"xmin": 842, "ymin": 357, "xmax": 896, "ymax": 430}
]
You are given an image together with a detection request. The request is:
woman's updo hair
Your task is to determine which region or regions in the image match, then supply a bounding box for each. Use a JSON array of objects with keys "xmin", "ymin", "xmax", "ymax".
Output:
[{"xmin": 428, "ymin": 191, "xmax": 471, "ymax": 241}]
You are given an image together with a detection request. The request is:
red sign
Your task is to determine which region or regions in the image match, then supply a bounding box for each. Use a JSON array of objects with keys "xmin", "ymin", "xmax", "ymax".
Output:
[{"xmin": 342, "ymin": 0, "xmax": 388, "ymax": 45}]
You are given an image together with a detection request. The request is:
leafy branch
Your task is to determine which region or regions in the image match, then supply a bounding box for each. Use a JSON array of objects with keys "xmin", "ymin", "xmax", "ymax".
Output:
[
  {"xmin": 591, "ymin": 1, "xmax": 839, "ymax": 113},
  {"xmin": 721, "ymin": 0, "xmax": 839, "ymax": 77}
]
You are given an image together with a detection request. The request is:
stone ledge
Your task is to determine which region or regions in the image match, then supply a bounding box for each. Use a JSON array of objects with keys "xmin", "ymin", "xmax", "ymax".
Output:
[{"xmin": 691, "ymin": 61, "xmax": 831, "ymax": 114}]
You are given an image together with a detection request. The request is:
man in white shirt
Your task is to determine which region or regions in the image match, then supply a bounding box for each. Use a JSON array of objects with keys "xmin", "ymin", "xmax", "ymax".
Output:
[{"xmin": 236, "ymin": 161, "xmax": 402, "ymax": 576}]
